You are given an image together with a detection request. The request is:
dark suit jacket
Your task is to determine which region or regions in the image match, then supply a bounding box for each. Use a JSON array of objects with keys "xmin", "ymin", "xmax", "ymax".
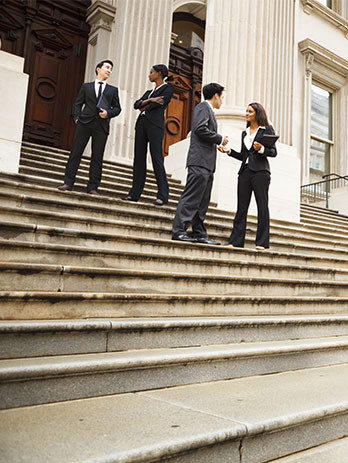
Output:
[
  {"xmin": 228, "ymin": 125, "xmax": 277, "ymax": 174},
  {"xmin": 73, "ymin": 82, "xmax": 121, "ymax": 134},
  {"xmin": 186, "ymin": 101, "xmax": 223, "ymax": 173},
  {"xmin": 134, "ymin": 84, "xmax": 174, "ymax": 130}
]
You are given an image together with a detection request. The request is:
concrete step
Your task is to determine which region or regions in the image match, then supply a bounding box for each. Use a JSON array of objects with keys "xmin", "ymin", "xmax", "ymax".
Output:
[
  {"xmin": 19, "ymin": 157, "xmax": 184, "ymax": 192},
  {"xmin": 1, "ymin": 291, "xmax": 348, "ymax": 319},
  {"xmin": 18, "ymin": 165, "xmax": 185, "ymax": 200},
  {"xmin": 20, "ymin": 147, "xmax": 182, "ymax": 183},
  {"xmin": 268, "ymin": 437, "xmax": 348, "ymax": 462},
  {"xmin": 21, "ymin": 142, "xmax": 179, "ymax": 180},
  {"xmin": 2, "ymin": 261, "xmax": 348, "ymax": 297},
  {"xmin": 3, "ymin": 186, "xmax": 348, "ymax": 247},
  {"xmin": 1, "ymin": 364, "xmax": 348, "ymax": 461},
  {"xmin": 2, "ymin": 220, "xmax": 348, "ymax": 262},
  {"xmin": 3, "ymin": 199, "xmax": 348, "ymax": 252},
  {"xmin": 1, "ymin": 336, "xmax": 348, "ymax": 409},
  {"xmin": 0, "ymin": 173, "xmax": 223, "ymax": 215},
  {"xmin": 2, "ymin": 315, "xmax": 348, "ymax": 359},
  {"xmin": 2, "ymin": 239, "xmax": 348, "ymax": 284}
]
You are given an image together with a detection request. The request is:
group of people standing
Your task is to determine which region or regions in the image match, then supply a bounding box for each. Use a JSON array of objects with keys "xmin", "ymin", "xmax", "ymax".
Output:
[{"xmin": 58, "ymin": 59, "xmax": 277, "ymax": 250}]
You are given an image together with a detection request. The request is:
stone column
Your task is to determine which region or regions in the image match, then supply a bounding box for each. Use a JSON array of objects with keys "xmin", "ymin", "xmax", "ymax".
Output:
[
  {"xmin": 85, "ymin": 1, "xmax": 116, "ymax": 81},
  {"xmin": 104, "ymin": 0, "xmax": 173, "ymax": 163},
  {"xmin": 0, "ymin": 51, "xmax": 29, "ymax": 174},
  {"xmin": 200, "ymin": 0, "xmax": 300, "ymax": 222}
]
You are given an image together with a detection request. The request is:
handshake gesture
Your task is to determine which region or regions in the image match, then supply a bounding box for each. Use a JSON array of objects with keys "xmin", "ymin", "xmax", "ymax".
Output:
[{"xmin": 218, "ymin": 135, "xmax": 230, "ymax": 153}]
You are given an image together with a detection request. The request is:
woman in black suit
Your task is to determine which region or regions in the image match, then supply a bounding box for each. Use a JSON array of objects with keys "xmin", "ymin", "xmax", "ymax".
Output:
[
  {"xmin": 220, "ymin": 102, "xmax": 277, "ymax": 249},
  {"xmin": 123, "ymin": 64, "xmax": 174, "ymax": 206}
]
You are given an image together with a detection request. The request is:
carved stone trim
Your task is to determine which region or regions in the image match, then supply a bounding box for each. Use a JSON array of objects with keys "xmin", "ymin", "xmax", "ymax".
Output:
[
  {"xmin": 299, "ymin": 38, "xmax": 348, "ymax": 78},
  {"xmin": 300, "ymin": 0, "xmax": 348, "ymax": 38},
  {"xmin": 86, "ymin": 0, "xmax": 116, "ymax": 34}
]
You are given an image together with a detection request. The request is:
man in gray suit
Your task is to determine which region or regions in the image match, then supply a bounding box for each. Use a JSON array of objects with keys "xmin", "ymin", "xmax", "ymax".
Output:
[{"xmin": 172, "ymin": 83, "xmax": 228, "ymax": 244}]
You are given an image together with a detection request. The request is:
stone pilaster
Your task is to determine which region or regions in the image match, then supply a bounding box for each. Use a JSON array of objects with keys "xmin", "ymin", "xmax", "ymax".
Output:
[{"xmin": 0, "ymin": 51, "xmax": 28, "ymax": 174}]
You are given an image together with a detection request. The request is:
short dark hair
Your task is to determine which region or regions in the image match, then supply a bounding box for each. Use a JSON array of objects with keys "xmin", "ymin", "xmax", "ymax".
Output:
[
  {"xmin": 152, "ymin": 64, "xmax": 174, "ymax": 82},
  {"xmin": 246, "ymin": 102, "xmax": 270, "ymax": 127},
  {"xmin": 203, "ymin": 83, "xmax": 224, "ymax": 100},
  {"xmin": 95, "ymin": 60, "xmax": 113, "ymax": 75}
]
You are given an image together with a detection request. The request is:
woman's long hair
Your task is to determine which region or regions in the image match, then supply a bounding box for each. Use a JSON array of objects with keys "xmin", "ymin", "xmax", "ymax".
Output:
[
  {"xmin": 246, "ymin": 102, "xmax": 270, "ymax": 127},
  {"xmin": 153, "ymin": 64, "xmax": 174, "ymax": 83}
]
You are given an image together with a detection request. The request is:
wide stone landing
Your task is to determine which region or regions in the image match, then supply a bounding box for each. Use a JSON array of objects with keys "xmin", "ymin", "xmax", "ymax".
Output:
[{"xmin": 1, "ymin": 363, "xmax": 348, "ymax": 463}]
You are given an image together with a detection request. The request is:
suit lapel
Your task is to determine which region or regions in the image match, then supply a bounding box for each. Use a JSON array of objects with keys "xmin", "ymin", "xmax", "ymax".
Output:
[
  {"xmin": 89, "ymin": 82, "xmax": 98, "ymax": 102},
  {"xmin": 254, "ymin": 127, "xmax": 265, "ymax": 142}
]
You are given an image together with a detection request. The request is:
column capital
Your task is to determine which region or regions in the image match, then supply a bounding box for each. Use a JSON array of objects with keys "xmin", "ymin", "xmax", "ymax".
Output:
[{"xmin": 87, "ymin": 0, "xmax": 116, "ymax": 34}]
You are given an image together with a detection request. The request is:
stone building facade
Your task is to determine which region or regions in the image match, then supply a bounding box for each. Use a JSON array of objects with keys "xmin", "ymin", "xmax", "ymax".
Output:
[{"xmin": 1, "ymin": 0, "xmax": 348, "ymax": 219}]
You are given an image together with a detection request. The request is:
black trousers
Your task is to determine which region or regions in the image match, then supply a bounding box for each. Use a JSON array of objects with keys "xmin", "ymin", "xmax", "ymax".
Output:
[
  {"xmin": 129, "ymin": 116, "xmax": 169, "ymax": 203},
  {"xmin": 64, "ymin": 119, "xmax": 108, "ymax": 192},
  {"xmin": 172, "ymin": 165, "xmax": 214, "ymax": 238},
  {"xmin": 229, "ymin": 166, "xmax": 271, "ymax": 248}
]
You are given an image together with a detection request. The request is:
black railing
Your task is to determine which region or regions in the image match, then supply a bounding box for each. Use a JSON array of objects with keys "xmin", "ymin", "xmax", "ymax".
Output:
[{"xmin": 301, "ymin": 173, "xmax": 348, "ymax": 208}]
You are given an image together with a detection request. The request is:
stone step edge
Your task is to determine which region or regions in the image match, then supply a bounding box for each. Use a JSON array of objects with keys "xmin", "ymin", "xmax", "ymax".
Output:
[
  {"xmin": 2, "ymin": 238, "xmax": 348, "ymax": 276},
  {"xmin": 2, "ymin": 335, "xmax": 348, "ymax": 381},
  {"xmin": 2, "ymin": 364, "xmax": 348, "ymax": 463},
  {"xmin": 2, "ymin": 314, "xmax": 348, "ymax": 332},
  {"xmin": 0, "ymin": 173, "xmax": 224, "ymax": 214},
  {"xmin": 2, "ymin": 219, "xmax": 348, "ymax": 257},
  {"xmin": 19, "ymin": 152, "xmax": 180, "ymax": 182},
  {"xmin": 2, "ymin": 261, "xmax": 348, "ymax": 288},
  {"xmin": 0, "ymin": 187, "xmax": 309, "ymax": 230},
  {"xmin": 21, "ymin": 143, "xmax": 152, "ymax": 171},
  {"xmin": 1, "ymin": 291, "xmax": 348, "ymax": 304},
  {"xmin": 18, "ymin": 165, "xmax": 185, "ymax": 197},
  {"xmin": 4, "ymin": 200, "xmax": 348, "ymax": 245}
]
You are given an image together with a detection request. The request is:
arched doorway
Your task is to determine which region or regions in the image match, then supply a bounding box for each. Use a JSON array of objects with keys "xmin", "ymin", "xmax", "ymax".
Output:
[{"xmin": 163, "ymin": 2, "xmax": 206, "ymax": 156}]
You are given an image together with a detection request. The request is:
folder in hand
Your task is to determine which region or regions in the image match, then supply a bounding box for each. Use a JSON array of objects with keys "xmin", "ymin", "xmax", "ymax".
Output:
[
  {"xmin": 97, "ymin": 94, "xmax": 110, "ymax": 112},
  {"xmin": 259, "ymin": 134, "xmax": 279, "ymax": 148}
]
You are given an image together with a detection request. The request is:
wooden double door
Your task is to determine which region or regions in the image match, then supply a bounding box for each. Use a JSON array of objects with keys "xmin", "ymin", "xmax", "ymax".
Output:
[
  {"xmin": 0, "ymin": 0, "xmax": 90, "ymax": 150},
  {"xmin": 163, "ymin": 45, "xmax": 203, "ymax": 156}
]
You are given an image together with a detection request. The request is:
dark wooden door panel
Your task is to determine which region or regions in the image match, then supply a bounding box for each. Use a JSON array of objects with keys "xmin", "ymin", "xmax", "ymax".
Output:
[{"xmin": 0, "ymin": 0, "xmax": 90, "ymax": 150}]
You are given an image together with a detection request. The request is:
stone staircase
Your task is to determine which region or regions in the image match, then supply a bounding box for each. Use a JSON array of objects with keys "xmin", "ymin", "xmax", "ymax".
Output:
[{"xmin": 1, "ymin": 142, "xmax": 348, "ymax": 462}]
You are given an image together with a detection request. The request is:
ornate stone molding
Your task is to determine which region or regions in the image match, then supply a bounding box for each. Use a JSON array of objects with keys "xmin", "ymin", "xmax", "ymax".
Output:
[
  {"xmin": 87, "ymin": 0, "xmax": 116, "ymax": 34},
  {"xmin": 299, "ymin": 38, "xmax": 348, "ymax": 78},
  {"xmin": 301, "ymin": 0, "xmax": 348, "ymax": 38}
]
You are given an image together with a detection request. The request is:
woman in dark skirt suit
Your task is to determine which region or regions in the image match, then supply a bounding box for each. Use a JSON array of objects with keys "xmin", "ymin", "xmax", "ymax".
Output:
[
  {"xmin": 220, "ymin": 102, "xmax": 277, "ymax": 249},
  {"xmin": 122, "ymin": 64, "xmax": 174, "ymax": 206}
]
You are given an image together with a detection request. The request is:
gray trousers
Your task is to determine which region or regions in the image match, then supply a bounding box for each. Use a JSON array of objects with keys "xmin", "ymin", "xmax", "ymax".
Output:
[{"xmin": 172, "ymin": 165, "xmax": 214, "ymax": 238}]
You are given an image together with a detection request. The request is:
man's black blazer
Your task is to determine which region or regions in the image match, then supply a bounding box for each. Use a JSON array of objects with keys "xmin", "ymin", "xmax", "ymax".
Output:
[
  {"xmin": 134, "ymin": 84, "xmax": 174, "ymax": 130},
  {"xmin": 73, "ymin": 82, "xmax": 121, "ymax": 134},
  {"xmin": 228, "ymin": 125, "xmax": 277, "ymax": 174}
]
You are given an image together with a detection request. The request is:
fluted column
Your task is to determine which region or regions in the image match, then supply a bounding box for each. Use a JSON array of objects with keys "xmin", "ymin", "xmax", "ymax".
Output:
[
  {"xmin": 203, "ymin": 0, "xmax": 295, "ymax": 145},
  {"xmin": 105, "ymin": 0, "xmax": 173, "ymax": 162}
]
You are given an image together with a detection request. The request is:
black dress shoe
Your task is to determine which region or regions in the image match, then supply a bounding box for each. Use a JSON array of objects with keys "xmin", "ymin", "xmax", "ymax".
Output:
[
  {"xmin": 121, "ymin": 196, "xmax": 137, "ymax": 202},
  {"xmin": 58, "ymin": 184, "xmax": 72, "ymax": 191},
  {"xmin": 153, "ymin": 199, "xmax": 165, "ymax": 206},
  {"xmin": 87, "ymin": 190, "xmax": 99, "ymax": 195},
  {"xmin": 195, "ymin": 237, "xmax": 221, "ymax": 245},
  {"xmin": 172, "ymin": 234, "xmax": 197, "ymax": 243}
]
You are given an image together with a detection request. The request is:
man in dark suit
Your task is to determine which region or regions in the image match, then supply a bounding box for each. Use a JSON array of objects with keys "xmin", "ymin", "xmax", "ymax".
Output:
[
  {"xmin": 172, "ymin": 83, "xmax": 228, "ymax": 244},
  {"xmin": 58, "ymin": 59, "xmax": 121, "ymax": 195}
]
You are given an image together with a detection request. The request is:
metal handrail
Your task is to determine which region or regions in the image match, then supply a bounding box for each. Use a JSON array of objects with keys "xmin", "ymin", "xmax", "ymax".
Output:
[{"xmin": 301, "ymin": 173, "xmax": 348, "ymax": 208}]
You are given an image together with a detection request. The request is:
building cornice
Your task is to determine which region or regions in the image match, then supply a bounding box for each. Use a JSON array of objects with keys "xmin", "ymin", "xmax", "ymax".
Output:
[{"xmin": 301, "ymin": 0, "xmax": 348, "ymax": 38}]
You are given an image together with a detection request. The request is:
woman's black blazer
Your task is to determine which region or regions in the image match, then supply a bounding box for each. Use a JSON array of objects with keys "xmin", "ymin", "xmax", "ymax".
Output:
[
  {"xmin": 229, "ymin": 125, "xmax": 277, "ymax": 174},
  {"xmin": 134, "ymin": 84, "xmax": 174, "ymax": 130}
]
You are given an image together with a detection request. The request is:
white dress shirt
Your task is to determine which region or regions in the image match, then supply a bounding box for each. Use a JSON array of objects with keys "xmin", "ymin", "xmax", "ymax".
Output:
[
  {"xmin": 95, "ymin": 79, "xmax": 106, "ymax": 97},
  {"xmin": 244, "ymin": 126, "xmax": 265, "ymax": 153}
]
